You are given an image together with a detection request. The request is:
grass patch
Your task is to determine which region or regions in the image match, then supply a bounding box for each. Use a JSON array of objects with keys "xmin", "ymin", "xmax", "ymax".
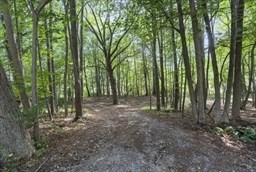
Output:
[{"xmin": 141, "ymin": 106, "xmax": 170, "ymax": 117}]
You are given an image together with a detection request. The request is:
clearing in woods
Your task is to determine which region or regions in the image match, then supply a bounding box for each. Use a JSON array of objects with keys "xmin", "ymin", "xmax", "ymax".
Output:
[{"xmin": 20, "ymin": 97, "xmax": 256, "ymax": 172}]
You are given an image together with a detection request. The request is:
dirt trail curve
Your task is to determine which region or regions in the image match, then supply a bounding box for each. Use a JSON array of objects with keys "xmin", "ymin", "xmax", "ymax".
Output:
[{"xmin": 32, "ymin": 97, "xmax": 256, "ymax": 172}]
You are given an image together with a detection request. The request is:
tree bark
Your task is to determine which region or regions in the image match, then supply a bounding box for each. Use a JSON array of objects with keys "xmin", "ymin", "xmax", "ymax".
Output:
[
  {"xmin": 0, "ymin": 62, "xmax": 34, "ymax": 162},
  {"xmin": 176, "ymin": 0, "xmax": 198, "ymax": 120},
  {"xmin": 172, "ymin": 28, "xmax": 179, "ymax": 111},
  {"xmin": 142, "ymin": 43, "xmax": 149, "ymax": 96},
  {"xmin": 231, "ymin": 0, "xmax": 245, "ymax": 119},
  {"xmin": 189, "ymin": 0, "xmax": 206, "ymax": 124},
  {"xmin": 241, "ymin": 41, "xmax": 256, "ymax": 109},
  {"xmin": 201, "ymin": 0, "xmax": 228, "ymax": 123},
  {"xmin": 70, "ymin": 0, "xmax": 83, "ymax": 121},
  {"xmin": 158, "ymin": 29, "xmax": 166, "ymax": 107},
  {"xmin": 223, "ymin": 0, "xmax": 237, "ymax": 118},
  {"xmin": 152, "ymin": 27, "xmax": 161, "ymax": 111}
]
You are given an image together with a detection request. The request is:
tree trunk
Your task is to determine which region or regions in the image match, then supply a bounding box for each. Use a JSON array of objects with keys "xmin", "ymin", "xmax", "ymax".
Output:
[
  {"xmin": 106, "ymin": 55, "xmax": 118, "ymax": 104},
  {"xmin": 201, "ymin": 0, "xmax": 228, "ymax": 123},
  {"xmin": 189, "ymin": 0, "xmax": 206, "ymax": 124},
  {"xmin": 232, "ymin": 0, "xmax": 245, "ymax": 119},
  {"xmin": 44, "ymin": 18, "xmax": 55, "ymax": 120},
  {"xmin": 70, "ymin": 0, "xmax": 83, "ymax": 121},
  {"xmin": 63, "ymin": 0, "xmax": 69, "ymax": 117},
  {"xmin": 152, "ymin": 28, "xmax": 160, "ymax": 111},
  {"xmin": 172, "ymin": 28, "xmax": 179, "ymax": 111},
  {"xmin": 79, "ymin": 1, "xmax": 84, "ymax": 97},
  {"xmin": 241, "ymin": 41, "xmax": 256, "ymax": 109},
  {"xmin": 158, "ymin": 29, "xmax": 166, "ymax": 107},
  {"xmin": 31, "ymin": 13, "xmax": 40, "ymax": 142},
  {"xmin": 176, "ymin": 0, "xmax": 198, "ymax": 119},
  {"xmin": 223, "ymin": 0, "xmax": 237, "ymax": 118},
  {"xmin": 142, "ymin": 43, "xmax": 149, "ymax": 96},
  {"xmin": 1, "ymin": 0, "xmax": 30, "ymax": 109},
  {"xmin": 0, "ymin": 62, "xmax": 34, "ymax": 162}
]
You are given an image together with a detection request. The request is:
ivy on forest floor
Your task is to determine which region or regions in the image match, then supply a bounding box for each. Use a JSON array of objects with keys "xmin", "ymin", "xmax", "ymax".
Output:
[{"xmin": 214, "ymin": 126, "xmax": 256, "ymax": 143}]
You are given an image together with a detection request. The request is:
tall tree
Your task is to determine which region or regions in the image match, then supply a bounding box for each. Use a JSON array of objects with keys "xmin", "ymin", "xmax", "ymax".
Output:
[
  {"xmin": 27, "ymin": 0, "xmax": 52, "ymax": 142},
  {"xmin": 85, "ymin": 2, "xmax": 133, "ymax": 104},
  {"xmin": 201, "ymin": 0, "xmax": 229, "ymax": 123},
  {"xmin": 232, "ymin": 0, "xmax": 245, "ymax": 118},
  {"xmin": 241, "ymin": 40, "xmax": 256, "ymax": 109},
  {"xmin": 223, "ymin": 0, "xmax": 238, "ymax": 118},
  {"xmin": 0, "ymin": 0, "xmax": 30, "ymax": 109},
  {"xmin": 176, "ymin": 0, "xmax": 198, "ymax": 120},
  {"xmin": 69, "ymin": 0, "xmax": 83, "ymax": 121},
  {"xmin": 189, "ymin": 0, "xmax": 206, "ymax": 124}
]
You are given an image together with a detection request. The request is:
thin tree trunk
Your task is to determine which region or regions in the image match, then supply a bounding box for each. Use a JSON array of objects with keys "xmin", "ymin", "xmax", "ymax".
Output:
[
  {"xmin": 1, "ymin": 0, "xmax": 30, "ymax": 109},
  {"xmin": 223, "ymin": 0, "xmax": 237, "ymax": 118},
  {"xmin": 63, "ymin": 0, "xmax": 69, "ymax": 117},
  {"xmin": 44, "ymin": 18, "xmax": 55, "ymax": 119},
  {"xmin": 158, "ymin": 29, "xmax": 165, "ymax": 106},
  {"xmin": 79, "ymin": 1, "xmax": 84, "ymax": 97},
  {"xmin": 201, "ymin": 0, "xmax": 228, "ymax": 123},
  {"xmin": 189, "ymin": 0, "xmax": 205, "ymax": 124},
  {"xmin": 31, "ymin": 14, "xmax": 40, "ymax": 142},
  {"xmin": 152, "ymin": 28, "xmax": 160, "ymax": 111},
  {"xmin": 176, "ymin": 0, "xmax": 198, "ymax": 119},
  {"xmin": 240, "ymin": 43, "xmax": 255, "ymax": 109},
  {"xmin": 172, "ymin": 28, "xmax": 179, "ymax": 111},
  {"xmin": 142, "ymin": 43, "xmax": 149, "ymax": 96}
]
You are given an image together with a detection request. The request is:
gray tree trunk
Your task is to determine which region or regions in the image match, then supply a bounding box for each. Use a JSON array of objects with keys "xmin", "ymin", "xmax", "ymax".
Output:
[
  {"xmin": 201, "ymin": 0, "xmax": 229, "ymax": 124},
  {"xmin": 189, "ymin": 0, "xmax": 206, "ymax": 124},
  {"xmin": 176, "ymin": 0, "xmax": 198, "ymax": 120},
  {"xmin": 0, "ymin": 63, "xmax": 34, "ymax": 162}
]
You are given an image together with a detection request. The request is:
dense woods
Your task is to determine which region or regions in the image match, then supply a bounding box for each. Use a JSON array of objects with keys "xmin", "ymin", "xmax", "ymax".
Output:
[{"xmin": 0, "ymin": 0, "xmax": 256, "ymax": 167}]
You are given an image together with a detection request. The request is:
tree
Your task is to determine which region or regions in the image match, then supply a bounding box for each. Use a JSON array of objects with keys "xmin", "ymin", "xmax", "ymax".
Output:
[
  {"xmin": 0, "ymin": 0, "xmax": 30, "ymax": 109},
  {"xmin": 27, "ymin": 0, "xmax": 52, "ymax": 142},
  {"xmin": 176, "ymin": 0, "xmax": 198, "ymax": 120},
  {"xmin": 189, "ymin": 0, "xmax": 206, "ymax": 124},
  {"xmin": 85, "ymin": 2, "xmax": 133, "ymax": 104},
  {"xmin": 69, "ymin": 0, "xmax": 83, "ymax": 121},
  {"xmin": 231, "ymin": 0, "xmax": 245, "ymax": 119},
  {"xmin": 0, "ymin": 62, "xmax": 34, "ymax": 163},
  {"xmin": 201, "ymin": 0, "xmax": 229, "ymax": 123}
]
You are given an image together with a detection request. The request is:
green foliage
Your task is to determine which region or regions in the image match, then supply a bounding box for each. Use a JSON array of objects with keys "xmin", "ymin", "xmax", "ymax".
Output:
[
  {"xmin": 213, "ymin": 127, "xmax": 224, "ymax": 134},
  {"xmin": 20, "ymin": 102, "xmax": 47, "ymax": 128},
  {"xmin": 214, "ymin": 126, "xmax": 256, "ymax": 143},
  {"xmin": 3, "ymin": 153, "xmax": 19, "ymax": 172},
  {"xmin": 32, "ymin": 137, "xmax": 49, "ymax": 158},
  {"xmin": 239, "ymin": 127, "xmax": 256, "ymax": 143}
]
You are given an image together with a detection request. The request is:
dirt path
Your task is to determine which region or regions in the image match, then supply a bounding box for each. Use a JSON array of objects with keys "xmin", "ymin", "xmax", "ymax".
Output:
[{"xmin": 22, "ymin": 97, "xmax": 256, "ymax": 172}]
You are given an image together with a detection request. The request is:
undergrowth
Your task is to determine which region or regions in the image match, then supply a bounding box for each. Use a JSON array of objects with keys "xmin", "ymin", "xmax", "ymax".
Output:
[{"xmin": 214, "ymin": 126, "xmax": 256, "ymax": 143}]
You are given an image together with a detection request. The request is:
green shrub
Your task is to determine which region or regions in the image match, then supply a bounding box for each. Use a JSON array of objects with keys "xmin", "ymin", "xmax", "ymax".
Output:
[
  {"xmin": 239, "ymin": 127, "xmax": 256, "ymax": 143},
  {"xmin": 214, "ymin": 126, "xmax": 256, "ymax": 143}
]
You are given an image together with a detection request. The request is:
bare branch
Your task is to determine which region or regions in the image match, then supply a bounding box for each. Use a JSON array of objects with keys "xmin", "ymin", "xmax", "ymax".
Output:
[
  {"xmin": 112, "ymin": 55, "xmax": 132, "ymax": 70},
  {"xmin": 111, "ymin": 41, "xmax": 132, "ymax": 64},
  {"xmin": 109, "ymin": 23, "xmax": 133, "ymax": 59}
]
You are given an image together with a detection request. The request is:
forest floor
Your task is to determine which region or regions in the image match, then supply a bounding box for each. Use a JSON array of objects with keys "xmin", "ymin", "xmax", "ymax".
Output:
[{"xmin": 18, "ymin": 96, "xmax": 256, "ymax": 172}]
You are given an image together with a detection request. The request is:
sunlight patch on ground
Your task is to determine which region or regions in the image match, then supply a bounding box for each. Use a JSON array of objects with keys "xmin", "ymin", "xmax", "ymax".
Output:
[
  {"xmin": 85, "ymin": 112, "xmax": 96, "ymax": 117},
  {"xmin": 221, "ymin": 134, "xmax": 244, "ymax": 150},
  {"xmin": 116, "ymin": 104, "xmax": 130, "ymax": 108},
  {"xmin": 63, "ymin": 117, "xmax": 73, "ymax": 122},
  {"xmin": 94, "ymin": 109, "xmax": 100, "ymax": 112}
]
